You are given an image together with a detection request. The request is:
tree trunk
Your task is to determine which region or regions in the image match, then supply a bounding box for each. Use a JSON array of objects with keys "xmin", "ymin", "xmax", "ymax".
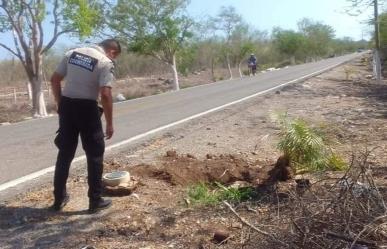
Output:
[
  {"xmin": 226, "ymin": 54, "xmax": 233, "ymax": 79},
  {"xmin": 26, "ymin": 81, "xmax": 32, "ymax": 100},
  {"xmin": 373, "ymin": 49, "xmax": 382, "ymax": 83},
  {"xmin": 290, "ymin": 55, "xmax": 296, "ymax": 65},
  {"xmin": 211, "ymin": 57, "xmax": 216, "ymax": 81},
  {"xmin": 30, "ymin": 55, "xmax": 47, "ymax": 117},
  {"xmin": 238, "ymin": 61, "xmax": 243, "ymax": 78},
  {"xmin": 171, "ymin": 55, "xmax": 180, "ymax": 91},
  {"xmin": 31, "ymin": 76, "xmax": 47, "ymax": 117}
]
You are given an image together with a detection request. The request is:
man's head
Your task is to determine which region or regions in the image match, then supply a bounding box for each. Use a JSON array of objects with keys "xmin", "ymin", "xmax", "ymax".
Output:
[{"xmin": 99, "ymin": 39, "xmax": 121, "ymax": 60}]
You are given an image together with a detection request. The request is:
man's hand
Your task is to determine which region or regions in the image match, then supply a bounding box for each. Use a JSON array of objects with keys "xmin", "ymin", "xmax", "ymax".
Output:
[
  {"xmin": 100, "ymin": 86, "xmax": 114, "ymax": 139},
  {"xmin": 105, "ymin": 124, "xmax": 114, "ymax": 140},
  {"xmin": 50, "ymin": 72, "xmax": 64, "ymax": 110}
]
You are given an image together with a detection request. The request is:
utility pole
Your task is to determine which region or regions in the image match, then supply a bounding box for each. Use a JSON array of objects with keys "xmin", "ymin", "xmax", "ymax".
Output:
[{"xmin": 374, "ymin": 0, "xmax": 382, "ymax": 82}]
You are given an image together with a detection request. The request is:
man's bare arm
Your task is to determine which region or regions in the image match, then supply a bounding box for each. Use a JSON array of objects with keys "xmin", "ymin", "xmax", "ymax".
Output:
[
  {"xmin": 50, "ymin": 72, "xmax": 64, "ymax": 109},
  {"xmin": 100, "ymin": 86, "xmax": 113, "ymax": 139}
]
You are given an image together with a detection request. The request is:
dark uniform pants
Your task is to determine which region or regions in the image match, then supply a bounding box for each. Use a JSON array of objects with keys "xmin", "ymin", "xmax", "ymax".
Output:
[{"xmin": 54, "ymin": 96, "xmax": 105, "ymax": 202}]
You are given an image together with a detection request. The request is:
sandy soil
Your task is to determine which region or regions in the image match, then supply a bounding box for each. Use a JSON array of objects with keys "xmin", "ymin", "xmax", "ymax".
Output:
[{"xmin": 1, "ymin": 54, "xmax": 387, "ymax": 248}]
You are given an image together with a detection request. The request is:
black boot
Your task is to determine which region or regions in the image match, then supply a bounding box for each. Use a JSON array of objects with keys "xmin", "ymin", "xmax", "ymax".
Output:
[
  {"xmin": 88, "ymin": 198, "xmax": 112, "ymax": 214},
  {"xmin": 50, "ymin": 195, "xmax": 70, "ymax": 211}
]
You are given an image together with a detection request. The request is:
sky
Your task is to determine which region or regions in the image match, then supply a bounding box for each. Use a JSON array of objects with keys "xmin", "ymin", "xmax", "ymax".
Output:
[
  {"xmin": 188, "ymin": 0, "xmax": 375, "ymax": 39},
  {"xmin": 0, "ymin": 0, "xmax": 379, "ymax": 60}
]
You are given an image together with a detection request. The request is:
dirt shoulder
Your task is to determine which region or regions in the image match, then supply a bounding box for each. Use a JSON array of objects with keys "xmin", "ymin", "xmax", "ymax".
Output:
[{"xmin": 1, "ymin": 54, "xmax": 387, "ymax": 249}]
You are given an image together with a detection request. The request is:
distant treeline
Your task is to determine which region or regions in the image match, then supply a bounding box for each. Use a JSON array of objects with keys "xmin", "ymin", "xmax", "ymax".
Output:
[
  {"xmin": 0, "ymin": 15, "xmax": 368, "ymax": 87},
  {"xmin": 0, "ymin": 34, "xmax": 367, "ymax": 87}
]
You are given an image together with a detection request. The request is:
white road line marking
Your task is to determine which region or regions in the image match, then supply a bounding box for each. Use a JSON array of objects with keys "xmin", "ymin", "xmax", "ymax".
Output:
[{"xmin": 0, "ymin": 59, "xmax": 350, "ymax": 192}]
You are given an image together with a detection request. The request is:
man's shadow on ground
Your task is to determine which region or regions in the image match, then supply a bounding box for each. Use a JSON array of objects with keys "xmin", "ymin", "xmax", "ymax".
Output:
[{"xmin": 0, "ymin": 204, "xmax": 102, "ymax": 249}]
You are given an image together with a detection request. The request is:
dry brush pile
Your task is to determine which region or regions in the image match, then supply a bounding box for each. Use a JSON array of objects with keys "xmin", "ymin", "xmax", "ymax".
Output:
[{"xmin": 216, "ymin": 149, "xmax": 387, "ymax": 249}]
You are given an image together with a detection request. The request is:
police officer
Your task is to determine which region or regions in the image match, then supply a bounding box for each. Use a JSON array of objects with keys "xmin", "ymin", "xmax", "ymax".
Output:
[{"xmin": 50, "ymin": 39, "xmax": 121, "ymax": 213}]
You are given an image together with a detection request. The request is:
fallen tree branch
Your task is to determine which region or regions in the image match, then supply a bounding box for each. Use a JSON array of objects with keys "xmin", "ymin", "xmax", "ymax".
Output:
[
  {"xmin": 350, "ymin": 215, "xmax": 387, "ymax": 248},
  {"xmin": 325, "ymin": 230, "xmax": 376, "ymax": 247},
  {"xmin": 223, "ymin": 201, "xmax": 288, "ymax": 247}
]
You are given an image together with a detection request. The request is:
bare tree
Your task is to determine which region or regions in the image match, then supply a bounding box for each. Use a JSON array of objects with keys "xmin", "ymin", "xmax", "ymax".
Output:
[{"xmin": 0, "ymin": 0, "xmax": 101, "ymax": 117}]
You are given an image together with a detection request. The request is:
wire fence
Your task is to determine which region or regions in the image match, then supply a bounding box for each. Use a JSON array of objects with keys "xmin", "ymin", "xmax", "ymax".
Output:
[{"xmin": 0, "ymin": 84, "xmax": 51, "ymax": 106}]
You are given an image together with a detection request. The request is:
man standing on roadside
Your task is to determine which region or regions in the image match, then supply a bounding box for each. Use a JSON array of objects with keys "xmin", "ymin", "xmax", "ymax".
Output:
[{"xmin": 50, "ymin": 39, "xmax": 121, "ymax": 213}]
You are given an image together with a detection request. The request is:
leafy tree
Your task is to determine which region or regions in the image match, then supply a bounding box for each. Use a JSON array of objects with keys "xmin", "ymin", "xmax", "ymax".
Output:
[
  {"xmin": 0, "ymin": 0, "xmax": 101, "ymax": 117},
  {"xmin": 176, "ymin": 43, "xmax": 197, "ymax": 76},
  {"xmin": 229, "ymin": 23, "xmax": 255, "ymax": 77},
  {"xmin": 212, "ymin": 6, "xmax": 243, "ymax": 79},
  {"xmin": 196, "ymin": 37, "xmax": 225, "ymax": 81},
  {"xmin": 379, "ymin": 12, "xmax": 387, "ymax": 48},
  {"xmin": 107, "ymin": 0, "xmax": 193, "ymax": 91},
  {"xmin": 272, "ymin": 28, "xmax": 305, "ymax": 65},
  {"xmin": 298, "ymin": 18, "xmax": 335, "ymax": 59},
  {"xmin": 193, "ymin": 18, "xmax": 226, "ymax": 81}
]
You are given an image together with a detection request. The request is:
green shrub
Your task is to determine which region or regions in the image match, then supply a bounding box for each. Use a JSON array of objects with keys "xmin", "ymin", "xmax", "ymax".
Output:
[
  {"xmin": 328, "ymin": 153, "xmax": 348, "ymax": 171},
  {"xmin": 216, "ymin": 182, "xmax": 254, "ymax": 203},
  {"xmin": 187, "ymin": 183, "xmax": 220, "ymax": 206},
  {"xmin": 187, "ymin": 182, "xmax": 255, "ymax": 206},
  {"xmin": 272, "ymin": 112, "xmax": 347, "ymax": 173}
]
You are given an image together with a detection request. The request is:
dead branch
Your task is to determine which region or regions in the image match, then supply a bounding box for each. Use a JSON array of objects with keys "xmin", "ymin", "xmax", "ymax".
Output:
[
  {"xmin": 325, "ymin": 230, "xmax": 376, "ymax": 247},
  {"xmin": 223, "ymin": 200, "xmax": 289, "ymax": 247},
  {"xmin": 350, "ymin": 215, "xmax": 387, "ymax": 248}
]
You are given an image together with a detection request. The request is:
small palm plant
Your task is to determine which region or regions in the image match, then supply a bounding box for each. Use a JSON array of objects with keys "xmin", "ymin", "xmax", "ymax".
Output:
[{"xmin": 272, "ymin": 112, "xmax": 347, "ymax": 174}]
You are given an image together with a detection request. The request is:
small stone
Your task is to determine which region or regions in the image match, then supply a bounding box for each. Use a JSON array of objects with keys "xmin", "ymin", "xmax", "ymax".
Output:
[
  {"xmin": 231, "ymin": 222, "xmax": 243, "ymax": 229},
  {"xmin": 186, "ymin": 153, "xmax": 196, "ymax": 159},
  {"xmin": 131, "ymin": 193, "xmax": 140, "ymax": 200},
  {"xmin": 80, "ymin": 246, "xmax": 96, "ymax": 249},
  {"xmin": 166, "ymin": 150, "xmax": 177, "ymax": 157},
  {"xmin": 230, "ymin": 181, "xmax": 250, "ymax": 188}
]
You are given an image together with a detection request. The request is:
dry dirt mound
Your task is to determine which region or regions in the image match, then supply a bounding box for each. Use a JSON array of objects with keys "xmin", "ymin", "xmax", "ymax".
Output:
[{"xmin": 106, "ymin": 152, "xmax": 281, "ymax": 187}]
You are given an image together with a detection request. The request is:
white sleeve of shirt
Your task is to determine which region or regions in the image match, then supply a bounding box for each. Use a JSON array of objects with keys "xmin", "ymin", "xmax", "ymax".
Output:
[
  {"xmin": 99, "ymin": 61, "xmax": 115, "ymax": 88},
  {"xmin": 55, "ymin": 51, "xmax": 72, "ymax": 77}
]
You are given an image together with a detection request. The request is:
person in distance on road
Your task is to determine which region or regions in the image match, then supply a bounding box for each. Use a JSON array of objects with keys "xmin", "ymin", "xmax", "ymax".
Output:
[
  {"xmin": 50, "ymin": 39, "xmax": 121, "ymax": 213},
  {"xmin": 247, "ymin": 53, "xmax": 257, "ymax": 76}
]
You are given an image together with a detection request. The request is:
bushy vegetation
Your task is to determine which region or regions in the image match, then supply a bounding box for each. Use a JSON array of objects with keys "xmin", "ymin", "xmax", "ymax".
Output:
[{"xmin": 272, "ymin": 112, "xmax": 348, "ymax": 173}]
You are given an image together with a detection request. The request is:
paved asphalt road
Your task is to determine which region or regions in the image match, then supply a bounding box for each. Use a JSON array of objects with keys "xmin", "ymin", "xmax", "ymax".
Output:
[{"xmin": 0, "ymin": 53, "xmax": 362, "ymax": 187}]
